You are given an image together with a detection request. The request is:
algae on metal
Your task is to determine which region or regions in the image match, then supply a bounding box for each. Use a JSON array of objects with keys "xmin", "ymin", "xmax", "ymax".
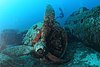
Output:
[{"xmin": 64, "ymin": 6, "xmax": 100, "ymax": 52}]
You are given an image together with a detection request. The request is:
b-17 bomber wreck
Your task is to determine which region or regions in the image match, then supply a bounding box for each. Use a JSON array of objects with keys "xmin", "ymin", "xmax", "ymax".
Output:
[
  {"xmin": 0, "ymin": 5, "xmax": 68, "ymax": 67},
  {"xmin": 23, "ymin": 4, "xmax": 68, "ymax": 64}
]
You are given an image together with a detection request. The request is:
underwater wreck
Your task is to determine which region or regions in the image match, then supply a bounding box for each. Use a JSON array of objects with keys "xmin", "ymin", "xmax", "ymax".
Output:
[
  {"xmin": 0, "ymin": 4, "xmax": 68, "ymax": 67},
  {"xmin": 0, "ymin": 5, "xmax": 100, "ymax": 67},
  {"xmin": 64, "ymin": 6, "xmax": 100, "ymax": 52},
  {"xmin": 23, "ymin": 4, "xmax": 68, "ymax": 63}
]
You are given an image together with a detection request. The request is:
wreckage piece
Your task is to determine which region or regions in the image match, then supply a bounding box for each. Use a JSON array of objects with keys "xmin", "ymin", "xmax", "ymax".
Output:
[
  {"xmin": 64, "ymin": 6, "xmax": 100, "ymax": 52},
  {"xmin": 41, "ymin": 4, "xmax": 67, "ymax": 59},
  {"xmin": 23, "ymin": 4, "xmax": 67, "ymax": 63},
  {"xmin": 1, "ymin": 45, "xmax": 34, "ymax": 57}
]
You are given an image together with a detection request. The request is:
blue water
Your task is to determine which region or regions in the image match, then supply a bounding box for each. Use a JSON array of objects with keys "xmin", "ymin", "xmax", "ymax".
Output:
[{"xmin": 0, "ymin": 0, "xmax": 100, "ymax": 32}]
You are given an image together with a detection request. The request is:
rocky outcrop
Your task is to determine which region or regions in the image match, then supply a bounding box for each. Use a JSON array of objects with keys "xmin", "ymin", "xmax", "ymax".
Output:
[
  {"xmin": 0, "ymin": 29, "xmax": 27, "ymax": 46},
  {"xmin": 0, "ymin": 29, "xmax": 27, "ymax": 50},
  {"xmin": 64, "ymin": 6, "xmax": 100, "ymax": 52},
  {"xmin": 70, "ymin": 7, "xmax": 89, "ymax": 16}
]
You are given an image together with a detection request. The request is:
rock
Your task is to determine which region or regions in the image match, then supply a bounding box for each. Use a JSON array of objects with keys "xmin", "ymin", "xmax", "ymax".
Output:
[
  {"xmin": 0, "ymin": 44, "xmax": 6, "ymax": 51},
  {"xmin": 64, "ymin": 6, "xmax": 100, "ymax": 52},
  {"xmin": 70, "ymin": 7, "xmax": 89, "ymax": 16},
  {"xmin": 64, "ymin": 42, "xmax": 100, "ymax": 67},
  {"xmin": 0, "ymin": 29, "xmax": 27, "ymax": 48}
]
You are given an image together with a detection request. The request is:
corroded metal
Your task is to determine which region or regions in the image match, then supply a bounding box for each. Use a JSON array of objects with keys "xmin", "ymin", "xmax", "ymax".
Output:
[
  {"xmin": 41, "ymin": 4, "xmax": 67, "ymax": 59},
  {"xmin": 23, "ymin": 4, "xmax": 67, "ymax": 63}
]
